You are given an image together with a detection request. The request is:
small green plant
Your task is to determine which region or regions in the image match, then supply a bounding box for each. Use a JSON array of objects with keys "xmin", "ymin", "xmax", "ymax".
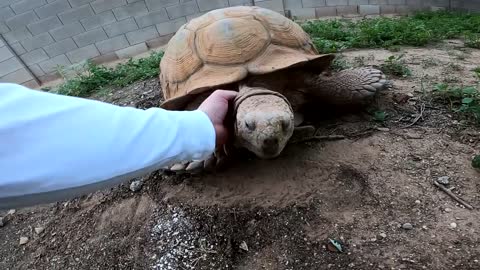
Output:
[
  {"xmin": 473, "ymin": 66, "xmax": 480, "ymax": 80},
  {"xmin": 421, "ymin": 57, "xmax": 438, "ymax": 68},
  {"xmin": 373, "ymin": 110, "xmax": 387, "ymax": 122},
  {"xmin": 464, "ymin": 32, "xmax": 480, "ymax": 48},
  {"xmin": 331, "ymin": 55, "xmax": 351, "ymax": 71},
  {"xmin": 472, "ymin": 155, "xmax": 480, "ymax": 169},
  {"xmin": 54, "ymin": 51, "xmax": 164, "ymax": 97},
  {"xmin": 380, "ymin": 54, "xmax": 412, "ymax": 77},
  {"xmin": 432, "ymin": 83, "xmax": 480, "ymax": 123}
]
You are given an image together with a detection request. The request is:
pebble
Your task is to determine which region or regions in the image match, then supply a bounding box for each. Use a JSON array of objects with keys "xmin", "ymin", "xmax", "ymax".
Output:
[
  {"xmin": 7, "ymin": 209, "xmax": 15, "ymax": 215},
  {"xmin": 437, "ymin": 176, "xmax": 450, "ymax": 185},
  {"xmin": 402, "ymin": 223, "xmax": 414, "ymax": 230},
  {"xmin": 415, "ymin": 200, "xmax": 421, "ymax": 204},
  {"xmin": 444, "ymin": 208, "xmax": 452, "ymax": 213},
  {"xmin": 379, "ymin": 233, "xmax": 387, "ymax": 239},
  {"xmin": 240, "ymin": 241, "xmax": 249, "ymax": 251},
  {"xmin": 19, "ymin": 237, "xmax": 28, "ymax": 245},
  {"xmin": 450, "ymin": 222, "xmax": 457, "ymax": 229},
  {"xmin": 376, "ymin": 127, "xmax": 390, "ymax": 132},
  {"xmin": 129, "ymin": 180, "xmax": 143, "ymax": 192},
  {"xmin": 0, "ymin": 216, "xmax": 4, "ymax": 227},
  {"xmin": 35, "ymin": 227, "xmax": 45, "ymax": 234}
]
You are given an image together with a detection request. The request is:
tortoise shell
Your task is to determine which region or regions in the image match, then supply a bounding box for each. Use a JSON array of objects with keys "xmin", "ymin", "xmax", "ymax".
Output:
[{"xmin": 159, "ymin": 6, "xmax": 334, "ymax": 110}]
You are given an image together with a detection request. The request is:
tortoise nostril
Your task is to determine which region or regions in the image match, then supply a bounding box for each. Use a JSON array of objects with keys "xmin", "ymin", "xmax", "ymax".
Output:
[
  {"xmin": 245, "ymin": 120, "xmax": 256, "ymax": 131},
  {"xmin": 264, "ymin": 137, "xmax": 278, "ymax": 147}
]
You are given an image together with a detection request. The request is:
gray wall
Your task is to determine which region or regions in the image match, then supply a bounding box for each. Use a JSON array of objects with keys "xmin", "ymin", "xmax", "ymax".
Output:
[{"xmin": 0, "ymin": 0, "xmax": 476, "ymax": 89}]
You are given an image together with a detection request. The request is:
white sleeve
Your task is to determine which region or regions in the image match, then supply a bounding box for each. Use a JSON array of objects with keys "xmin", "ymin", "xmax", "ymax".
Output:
[{"xmin": 0, "ymin": 83, "xmax": 216, "ymax": 209}]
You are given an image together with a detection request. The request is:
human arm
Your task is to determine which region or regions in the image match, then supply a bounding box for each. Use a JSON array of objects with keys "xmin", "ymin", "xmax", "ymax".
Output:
[{"xmin": 0, "ymin": 83, "xmax": 235, "ymax": 209}]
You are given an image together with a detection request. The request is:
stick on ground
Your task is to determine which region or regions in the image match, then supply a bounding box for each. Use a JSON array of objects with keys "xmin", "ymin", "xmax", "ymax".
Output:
[{"xmin": 433, "ymin": 181, "xmax": 474, "ymax": 210}]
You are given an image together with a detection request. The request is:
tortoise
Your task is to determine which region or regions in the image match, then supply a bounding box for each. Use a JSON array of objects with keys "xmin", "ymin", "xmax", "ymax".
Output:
[{"xmin": 159, "ymin": 6, "xmax": 390, "ymax": 173}]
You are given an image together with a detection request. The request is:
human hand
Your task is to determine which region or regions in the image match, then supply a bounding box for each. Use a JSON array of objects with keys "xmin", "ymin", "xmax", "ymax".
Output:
[{"xmin": 198, "ymin": 90, "xmax": 238, "ymax": 147}]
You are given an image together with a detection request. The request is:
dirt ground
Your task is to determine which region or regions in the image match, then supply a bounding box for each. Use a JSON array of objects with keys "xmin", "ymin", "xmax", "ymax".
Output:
[{"xmin": 1, "ymin": 40, "xmax": 480, "ymax": 270}]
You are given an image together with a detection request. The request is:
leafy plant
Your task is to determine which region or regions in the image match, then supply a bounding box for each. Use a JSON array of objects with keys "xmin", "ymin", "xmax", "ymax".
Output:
[
  {"xmin": 54, "ymin": 51, "xmax": 164, "ymax": 97},
  {"xmin": 432, "ymin": 83, "xmax": 480, "ymax": 123},
  {"xmin": 380, "ymin": 54, "xmax": 412, "ymax": 77}
]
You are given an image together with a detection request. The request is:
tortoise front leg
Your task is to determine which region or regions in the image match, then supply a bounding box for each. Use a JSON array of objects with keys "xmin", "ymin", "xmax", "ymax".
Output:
[{"xmin": 301, "ymin": 67, "xmax": 391, "ymax": 105}]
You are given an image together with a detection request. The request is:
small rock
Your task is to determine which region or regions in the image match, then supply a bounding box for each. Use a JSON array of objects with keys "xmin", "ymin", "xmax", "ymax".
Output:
[
  {"xmin": 444, "ymin": 208, "xmax": 452, "ymax": 213},
  {"xmin": 240, "ymin": 241, "xmax": 248, "ymax": 251},
  {"xmin": 0, "ymin": 216, "xmax": 4, "ymax": 227},
  {"xmin": 437, "ymin": 176, "xmax": 450, "ymax": 185},
  {"xmin": 379, "ymin": 233, "xmax": 387, "ymax": 239},
  {"xmin": 19, "ymin": 237, "xmax": 28, "ymax": 245},
  {"xmin": 7, "ymin": 209, "xmax": 15, "ymax": 215},
  {"xmin": 35, "ymin": 227, "xmax": 45, "ymax": 234},
  {"xmin": 129, "ymin": 180, "xmax": 143, "ymax": 192},
  {"xmin": 402, "ymin": 223, "xmax": 413, "ymax": 230},
  {"xmin": 376, "ymin": 127, "xmax": 390, "ymax": 132},
  {"xmin": 415, "ymin": 200, "xmax": 421, "ymax": 204},
  {"xmin": 450, "ymin": 222, "xmax": 457, "ymax": 229}
]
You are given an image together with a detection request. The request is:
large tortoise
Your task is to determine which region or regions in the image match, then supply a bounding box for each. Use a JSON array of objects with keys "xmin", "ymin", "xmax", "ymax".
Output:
[{"xmin": 159, "ymin": 6, "xmax": 390, "ymax": 173}]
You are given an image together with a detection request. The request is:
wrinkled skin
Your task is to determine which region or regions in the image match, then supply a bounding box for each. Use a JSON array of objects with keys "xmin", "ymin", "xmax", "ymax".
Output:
[{"xmin": 234, "ymin": 93, "xmax": 295, "ymax": 159}]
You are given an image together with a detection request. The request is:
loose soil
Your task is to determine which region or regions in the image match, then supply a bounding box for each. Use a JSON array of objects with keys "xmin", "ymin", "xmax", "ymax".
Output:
[{"xmin": 1, "ymin": 40, "xmax": 480, "ymax": 270}]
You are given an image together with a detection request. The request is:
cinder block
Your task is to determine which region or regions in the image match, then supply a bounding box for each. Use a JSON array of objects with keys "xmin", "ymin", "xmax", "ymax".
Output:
[
  {"xmin": 0, "ymin": 0, "xmax": 17, "ymax": 8},
  {"xmin": 155, "ymin": 17, "xmax": 186, "ymax": 36},
  {"xmin": 81, "ymin": 10, "xmax": 117, "ymax": 30},
  {"xmin": 44, "ymin": 38, "xmax": 78, "ymax": 57},
  {"xmin": 315, "ymin": 6, "xmax": 337, "ymax": 17},
  {"xmin": 145, "ymin": 33, "xmax": 173, "ymax": 48},
  {"xmin": 91, "ymin": 0, "xmax": 127, "ymax": 14},
  {"xmin": 254, "ymin": 0, "xmax": 284, "ymax": 12},
  {"xmin": 113, "ymin": 0, "xmax": 148, "ymax": 20},
  {"xmin": 91, "ymin": 52, "xmax": 118, "ymax": 64},
  {"xmin": 380, "ymin": 5, "xmax": 396, "ymax": 13},
  {"xmin": 284, "ymin": 0, "xmax": 303, "ymax": 9},
  {"xmin": 395, "ymin": 5, "xmax": 410, "ymax": 14},
  {"xmin": 368, "ymin": 0, "xmax": 388, "ymax": 4},
  {"xmin": 135, "ymin": 9, "xmax": 169, "ymax": 28},
  {"xmin": 50, "ymin": 22, "xmax": 85, "ymax": 41},
  {"xmin": 0, "ymin": 22, "xmax": 7, "ymax": 35},
  {"xmin": 39, "ymin": 54, "xmax": 71, "ymax": 73},
  {"xmin": 0, "ymin": 45, "xmax": 14, "ymax": 62},
  {"xmin": 28, "ymin": 63, "xmax": 45, "ymax": 76},
  {"xmin": 303, "ymin": 0, "xmax": 326, "ymax": 8},
  {"xmin": 197, "ymin": 0, "xmax": 228, "ymax": 12},
  {"xmin": 228, "ymin": 0, "xmax": 253, "ymax": 6},
  {"xmin": 95, "ymin": 35, "xmax": 129, "ymax": 54},
  {"xmin": 3, "ymin": 27, "xmax": 33, "ymax": 43},
  {"xmin": 73, "ymin": 28, "xmax": 108, "ymax": 47},
  {"xmin": 28, "ymin": 16, "xmax": 63, "ymax": 35},
  {"xmin": 166, "ymin": 1, "xmax": 199, "ymax": 19},
  {"xmin": 337, "ymin": 5, "xmax": 358, "ymax": 15},
  {"xmin": 0, "ymin": 6, "xmax": 14, "ymax": 20},
  {"xmin": 430, "ymin": 0, "xmax": 449, "ymax": 7},
  {"xmin": 59, "ymin": 4, "xmax": 94, "ymax": 25},
  {"xmin": 10, "ymin": 42, "xmax": 26, "ymax": 55},
  {"xmin": 19, "ymin": 48, "xmax": 49, "ymax": 65},
  {"xmin": 103, "ymin": 18, "xmax": 138, "ymax": 37},
  {"xmin": 145, "ymin": 0, "xmax": 178, "ymax": 11},
  {"xmin": 115, "ymin": 42, "xmax": 147, "ymax": 59},
  {"xmin": 290, "ymin": 8, "xmax": 316, "ymax": 19},
  {"xmin": 11, "ymin": 0, "xmax": 46, "ymax": 15},
  {"xmin": 127, "ymin": 0, "xmax": 143, "ymax": 3},
  {"xmin": 349, "ymin": 0, "xmax": 368, "ymax": 4},
  {"xmin": 21, "ymin": 32, "xmax": 54, "ymax": 52},
  {"xmin": 125, "ymin": 25, "xmax": 159, "ymax": 45},
  {"xmin": 22, "ymin": 79, "xmax": 41, "ymax": 89},
  {"xmin": 326, "ymin": 0, "xmax": 347, "ymax": 6},
  {"xmin": 66, "ymin": 44, "xmax": 100, "ymax": 63},
  {"xmin": 35, "ymin": 0, "xmax": 71, "ymax": 19},
  {"xmin": 359, "ymin": 4, "xmax": 380, "ymax": 14},
  {"xmin": 6, "ymin": 11, "xmax": 38, "ymax": 30},
  {"xmin": 389, "ymin": 0, "xmax": 406, "ymax": 4},
  {"xmin": 186, "ymin": 12, "xmax": 206, "ymax": 21},
  {"xmin": 68, "ymin": 0, "xmax": 92, "ymax": 7},
  {"xmin": 0, "ymin": 57, "xmax": 23, "ymax": 77},
  {"xmin": 0, "ymin": 68, "xmax": 34, "ymax": 84}
]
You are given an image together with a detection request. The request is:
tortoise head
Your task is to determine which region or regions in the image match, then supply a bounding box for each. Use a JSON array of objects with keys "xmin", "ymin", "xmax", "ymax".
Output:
[{"xmin": 233, "ymin": 85, "xmax": 295, "ymax": 159}]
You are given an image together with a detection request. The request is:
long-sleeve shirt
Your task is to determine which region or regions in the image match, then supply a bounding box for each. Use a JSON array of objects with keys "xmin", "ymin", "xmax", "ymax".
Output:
[{"xmin": 0, "ymin": 83, "xmax": 215, "ymax": 209}]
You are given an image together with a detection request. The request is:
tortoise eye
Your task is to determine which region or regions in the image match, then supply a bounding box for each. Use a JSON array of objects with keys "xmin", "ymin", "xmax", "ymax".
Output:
[
  {"xmin": 281, "ymin": 120, "xmax": 290, "ymax": 132},
  {"xmin": 245, "ymin": 120, "xmax": 256, "ymax": 131}
]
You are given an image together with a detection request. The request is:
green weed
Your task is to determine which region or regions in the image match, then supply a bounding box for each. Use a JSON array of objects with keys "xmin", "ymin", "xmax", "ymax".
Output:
[
  {"xmin": 54, "ymin": 51, "xmax": 164, "ymax": 97},
  {"xmin": 331, "ymin": 54, "xmax": 351, "ymax": 71},
  {"xmin": 380, "ymin": 54, "xmax": 412, "ymax": 77},
  {"xmin": 432, "ymin": 83, "xmax": 480, "ymax": 123},
  {"xmin": 302, "ymin": 11, "xmax": 480, "ymax": 53}
]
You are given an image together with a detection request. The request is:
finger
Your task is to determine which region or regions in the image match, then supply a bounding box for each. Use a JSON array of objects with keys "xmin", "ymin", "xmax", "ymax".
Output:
[{"xmin": 211, "ymin": 89, "xmax": 238, "ymax": 101}]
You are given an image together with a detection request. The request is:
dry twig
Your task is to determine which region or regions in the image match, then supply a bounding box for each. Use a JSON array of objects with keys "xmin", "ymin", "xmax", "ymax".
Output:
[
  {"xmin": 433, "ymin": 181, "xmax": 474, "ymax": 210},
  {"xmin": 403, "ymin": 103, "xmax": 425, "ymax": 128}
]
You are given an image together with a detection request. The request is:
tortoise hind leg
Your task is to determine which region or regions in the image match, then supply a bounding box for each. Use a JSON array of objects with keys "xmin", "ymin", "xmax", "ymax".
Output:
[{"xmin": 302, "ymin": 67, "xmax": 391, "ymax": 105}]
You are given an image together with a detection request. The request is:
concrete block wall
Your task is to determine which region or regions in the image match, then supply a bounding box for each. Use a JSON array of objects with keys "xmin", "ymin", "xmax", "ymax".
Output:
[{"xmin": 0, "ymin": 0, "xmax": 475, "ymax": 88}]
